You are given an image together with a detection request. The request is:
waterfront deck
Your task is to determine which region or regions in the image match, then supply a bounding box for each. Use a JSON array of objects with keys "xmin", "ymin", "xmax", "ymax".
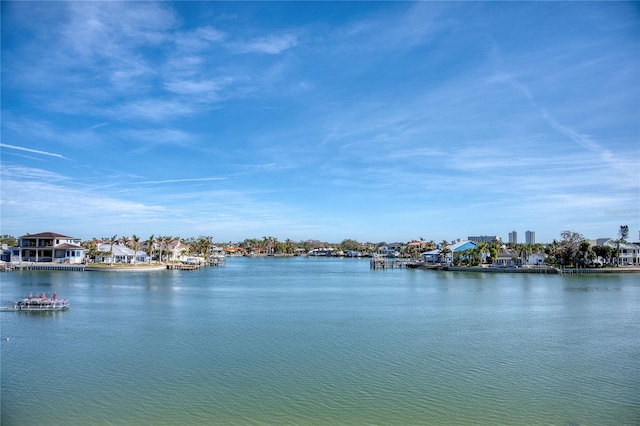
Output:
[
  {"xmin": 7, "ymin": 263, "xmax": 86, "ymax": 272},
  {"xmin": 167, "ymin": 264, "xmax": 201, "ymax": 270},
  {"xmin": 370, "ymin": 258, "xmax": 413, "ymax": 269},
  {"xmin": 209, "ymin": 257, "xmax": 226, "ymax": 266}
]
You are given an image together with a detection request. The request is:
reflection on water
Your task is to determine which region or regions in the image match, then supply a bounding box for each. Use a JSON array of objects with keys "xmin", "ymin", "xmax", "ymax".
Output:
[{"xmin": 1, "ymin": 258, "xmax": 639, "ymax": 425}]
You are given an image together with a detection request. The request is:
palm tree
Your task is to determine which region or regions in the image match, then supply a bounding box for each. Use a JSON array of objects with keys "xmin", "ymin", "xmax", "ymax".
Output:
[
  {"xmin": 439, "ymin": 240, "xmax": 450, "ymax": 264},
  {"xmin": 517, "ymin": 244, "xmax": 532, "ymax": 266},
  {"xmin": 120, "ymin": 235, "xmax": 130, "ymax": 248},
  {"xmin": 119, "ymin": 235, "xmax": 131, "ymax": 263},
  {"xmin": 131, "ymin": 235, "xmax": 140, "ymax": 265},
  {"xmin": 107, "ymin": 234, "xmax": 117, "ymax": 266},
  {"xmin": 145, "ymin": 234, "xmax": 155, "ymax": 264},
  {"xmin": 159, "ymin": 236, "xmax": 172, "ymax": 263},
  {"xmin": 476, "ymin": 242, "xmax": 489, "ymax": 264},
  {"xmin": 285, "ymin": 239, "xmax": 295, "ymax": 254},
  {"xmin": 615, "ymin": 225, "xmax": 629, "ymax": 266},
  {"xmin": 545, "ymin": 239, "xmax": 561, "ymax": 266}
]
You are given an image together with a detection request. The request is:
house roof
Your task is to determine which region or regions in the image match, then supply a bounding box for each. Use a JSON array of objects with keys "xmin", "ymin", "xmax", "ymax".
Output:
[
  {"xmin": 20, "ymin": 232, "xmax": 78, "ymax": 239},
  {"xmin": 496, "ymin": 252, "xmax": 517, "ymax": 259},
  {"xmin": 450, "ymin": 240, "xmax": 477, "ymax": 251},
  {"xmin": 601, "ymin": 239, "xmax": 639, "ymax": 249},
  {"xmin": 56, "ymin": 243, "xmax": 84, "ymax": 250},
  {"xmin": 407, "ymin": 241, "xmax": 427, "ymax": 247},
  {"xmin": 97, "ymin": 244, "xmax": 148, "ymax": 256}
]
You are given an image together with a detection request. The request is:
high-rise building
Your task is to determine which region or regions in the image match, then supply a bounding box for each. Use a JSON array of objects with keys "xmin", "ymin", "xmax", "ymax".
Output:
[
  {"xmin": 508, "ymin": 230, "xmax": 517, "ymax": 244},
  {"xmin": 468, "ymin": 236, "xmax": 498, "ymax": 243},
  {"xmin": 525, "ymin": 231, "xmax": 535, "ymax": 244}
]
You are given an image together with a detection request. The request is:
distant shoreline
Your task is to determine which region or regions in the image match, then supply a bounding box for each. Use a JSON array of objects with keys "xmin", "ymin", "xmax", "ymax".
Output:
[
  {"xmin": 421, "ymin": 265, "xmax": 640, "ymax": 274},
  {"xmin": 85, "ymin": 265, "xmax": 166, "ymax": 272}
]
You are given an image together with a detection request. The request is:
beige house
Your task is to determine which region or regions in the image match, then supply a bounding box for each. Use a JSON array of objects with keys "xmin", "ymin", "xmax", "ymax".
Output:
[{"xmin": 17, "ymin": 232, "xmax": 85, "ymax": 264}]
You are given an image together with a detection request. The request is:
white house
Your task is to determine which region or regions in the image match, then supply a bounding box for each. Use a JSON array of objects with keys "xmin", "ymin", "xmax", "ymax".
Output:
[
  {"xmin": 378, "ymin": 246, "xmax": 397, "ymax": 258},
  {"xmin": 599, "ymin": 239, "xmax": 640, "ymax": 266},
  {"xmin": 96, "ymin": 243, "xmax": 149, "ymax": 264},
  {"xmin": 525, "ymin": 253, "xmax": 545, "ymax": 266},
  {"xmin": 422, "ymin": 249, "xmax": 440, "ymax": 263},
  {"xmin": 492, "ymin": 251, "xmax": 544, "ymax": 267},
  {"xmin": 493, "ymin": 252, "xmax": 522, "ymax": 267}
]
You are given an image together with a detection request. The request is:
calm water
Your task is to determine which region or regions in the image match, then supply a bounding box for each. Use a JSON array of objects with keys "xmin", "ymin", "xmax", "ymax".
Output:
[{"xmin": 1, "ymin": 257, "xmax": 639, "ymax": 425}]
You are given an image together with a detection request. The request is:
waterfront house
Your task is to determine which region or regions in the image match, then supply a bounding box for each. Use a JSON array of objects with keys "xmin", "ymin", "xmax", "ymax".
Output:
[
  {"xmin": 525, "ymin": 252, "xmax": 545, "ymax": 266},
  {"xmin": 378, "ymin": 246, "xmax": 397, "ymax": 258},
  {"xmin": 96, "ymin": 243, "xmax": 149, "ymax": 264},
  {"xmin": 598, "ymin": 239, "xmax": 640, "ymax": 266},
  {"xmin": 167, "ymin": 239, "xmax": 189, "ymax": 261},
  {"xmin": 493, "ymin": 253, "xmax": 523, "ymax": 267},
  {"xmin": 1, "ymin": 244, "xmax": 17, "ymax": 262},
  {"xmin": 379, "ymin": 242, "xmax": 403, "ymax": 258},
  {"xmin": 449, "ymin": 240, "xmax": 478, "ymax": 252},
  {"xmin": 422, "ymin": 240, "xmax": 478, "ymax": 264},
  {"xmin": 422, "ymin": 249, "xmax": 440, "ymax": 263},
  {"xmin": 16, "ymin": 232, "xmax": 85, "ymax": 264}
]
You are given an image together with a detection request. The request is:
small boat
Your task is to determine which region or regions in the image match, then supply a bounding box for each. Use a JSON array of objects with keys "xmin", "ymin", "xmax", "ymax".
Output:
[{"xmin": 6, "ymin": 293, "xmax": 69, "ymax": 312}]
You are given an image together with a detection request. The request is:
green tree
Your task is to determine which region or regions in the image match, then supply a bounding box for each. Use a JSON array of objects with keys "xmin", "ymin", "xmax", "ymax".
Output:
[
  {"xmin": 105, "ymin": 234, "xmax": 117, "ymax": 266},
  {"xmin": 618, "ymin": 225, "xmax": 629, "ymax": 242},
  {"xmin": 517, "ymin": 244, "xmax": 534, "ymax": 265},
  {"xmin": 190, "ymin": 236, "xmax": 213, "ymax": 256},
  {"xmin": 340, "ymin": 239, "xmax": 361, "ymax": 252},
  {"xmin": 577, "ymin": 241, "xmax": 595, "ymax": 268},
  {"xmin": 284, "ymin": 239, "xmax": 296, "ymax": 254},
  {"xmin": 545, "ymin": 239, "xmax": 560, "ymax": 266},
  {"xmin": 476, "ymin": 242, "xmax": 489, "ymax": 264},
  {"xmin": 82, "ymin": 238, "xmax": 100, "ymax": 261},
  {"xmin": 593, "ymin": 245, "xmax": 613, "ymax": 266},
  {"xmin": 614, "ymin": 225, "xmax": 629, "ymax": 267},
  {"xmin": 0, "ymin": 235, "xmax": 18, "ymax": 246},
  {"xmin": 131, "ymin": 235, "xmax": 140, "ymax": 265},
  {"xmin": 159, "ymin": 236, "xmax": 173, "ymax": 263},
  {"xmin": 145, "ymin": 234, "xmax": 155, "ymax": 263},
  {"xmin": 559, "ymin": 230, "xmax": 584, "ymax": 267},
  {"xmin": 439, "ymin": 240, "xmax": 450, "ymax": 264},
  {"xmin": 274, "ymin": 240, "xmax": 287, "ymax": 254}
]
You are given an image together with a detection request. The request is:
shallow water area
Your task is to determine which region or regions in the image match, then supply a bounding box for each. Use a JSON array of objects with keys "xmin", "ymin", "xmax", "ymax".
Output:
[{"xmin": 1, "ymin": 257, "xmax": 639, "ymax": 425}]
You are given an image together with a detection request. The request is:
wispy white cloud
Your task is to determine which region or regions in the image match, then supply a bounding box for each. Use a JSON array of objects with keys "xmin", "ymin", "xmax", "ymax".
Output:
[
  {"xmin": 89, "ymin": 122, "xmax": 110, "ymax": 130},
  {"xmin": 110, "ymin": 99, "xmax": 195, "ymax": 122},
  {"xmin": 173, "ymin": 26, "xmax": 226, "ymax": 51},
  {"xmin": 237, "ymin": 33, "xmax": 298, "ymax": 54},
  {"xmin": 0, "ymin": 164, "xmax": 69, "ymax": 182},
  {"xmin": 0, "ymin": 143, "xmax": 67, "ymax": 159},
  {"xmin": 139, "ymin": 177, "xmax": 227, "ymax": 185},
  {"xmin": 540, "ymin": 109, "xmax": 615, "ymax": 162},
  {"xmin": 63, "ymin": 1, "xmax": 177, "ymax": 56},
  {"xmin": 164, "ymin": 76, "xmax": 238, "ymax": 102},
  {"xmin": 2, "ymin": 2, "xmax": 637, "ymax": 242}
]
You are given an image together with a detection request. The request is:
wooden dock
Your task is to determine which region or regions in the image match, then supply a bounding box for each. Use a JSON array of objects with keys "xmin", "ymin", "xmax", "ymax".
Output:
[
  {"xmin": 209, "ymin": 257, "xmax": 226, "ymax": 266},
  {"xmin": 370, "ymin": 258, "xmax": 411, "ymax": 269},
  {"xmin": 167, "ymin": 264, "xmax": 201, "ymax": 270}
]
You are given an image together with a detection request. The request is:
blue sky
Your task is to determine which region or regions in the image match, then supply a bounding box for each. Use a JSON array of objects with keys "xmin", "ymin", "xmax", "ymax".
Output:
[{"xmin": 1, "ymin": 1, "xmax": 638, "ymax": 244}]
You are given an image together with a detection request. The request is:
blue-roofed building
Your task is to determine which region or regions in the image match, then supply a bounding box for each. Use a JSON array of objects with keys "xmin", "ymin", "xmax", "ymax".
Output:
[{"xmin": 422, "ymin": 240, "xmax": 478, "ymax": 264}]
